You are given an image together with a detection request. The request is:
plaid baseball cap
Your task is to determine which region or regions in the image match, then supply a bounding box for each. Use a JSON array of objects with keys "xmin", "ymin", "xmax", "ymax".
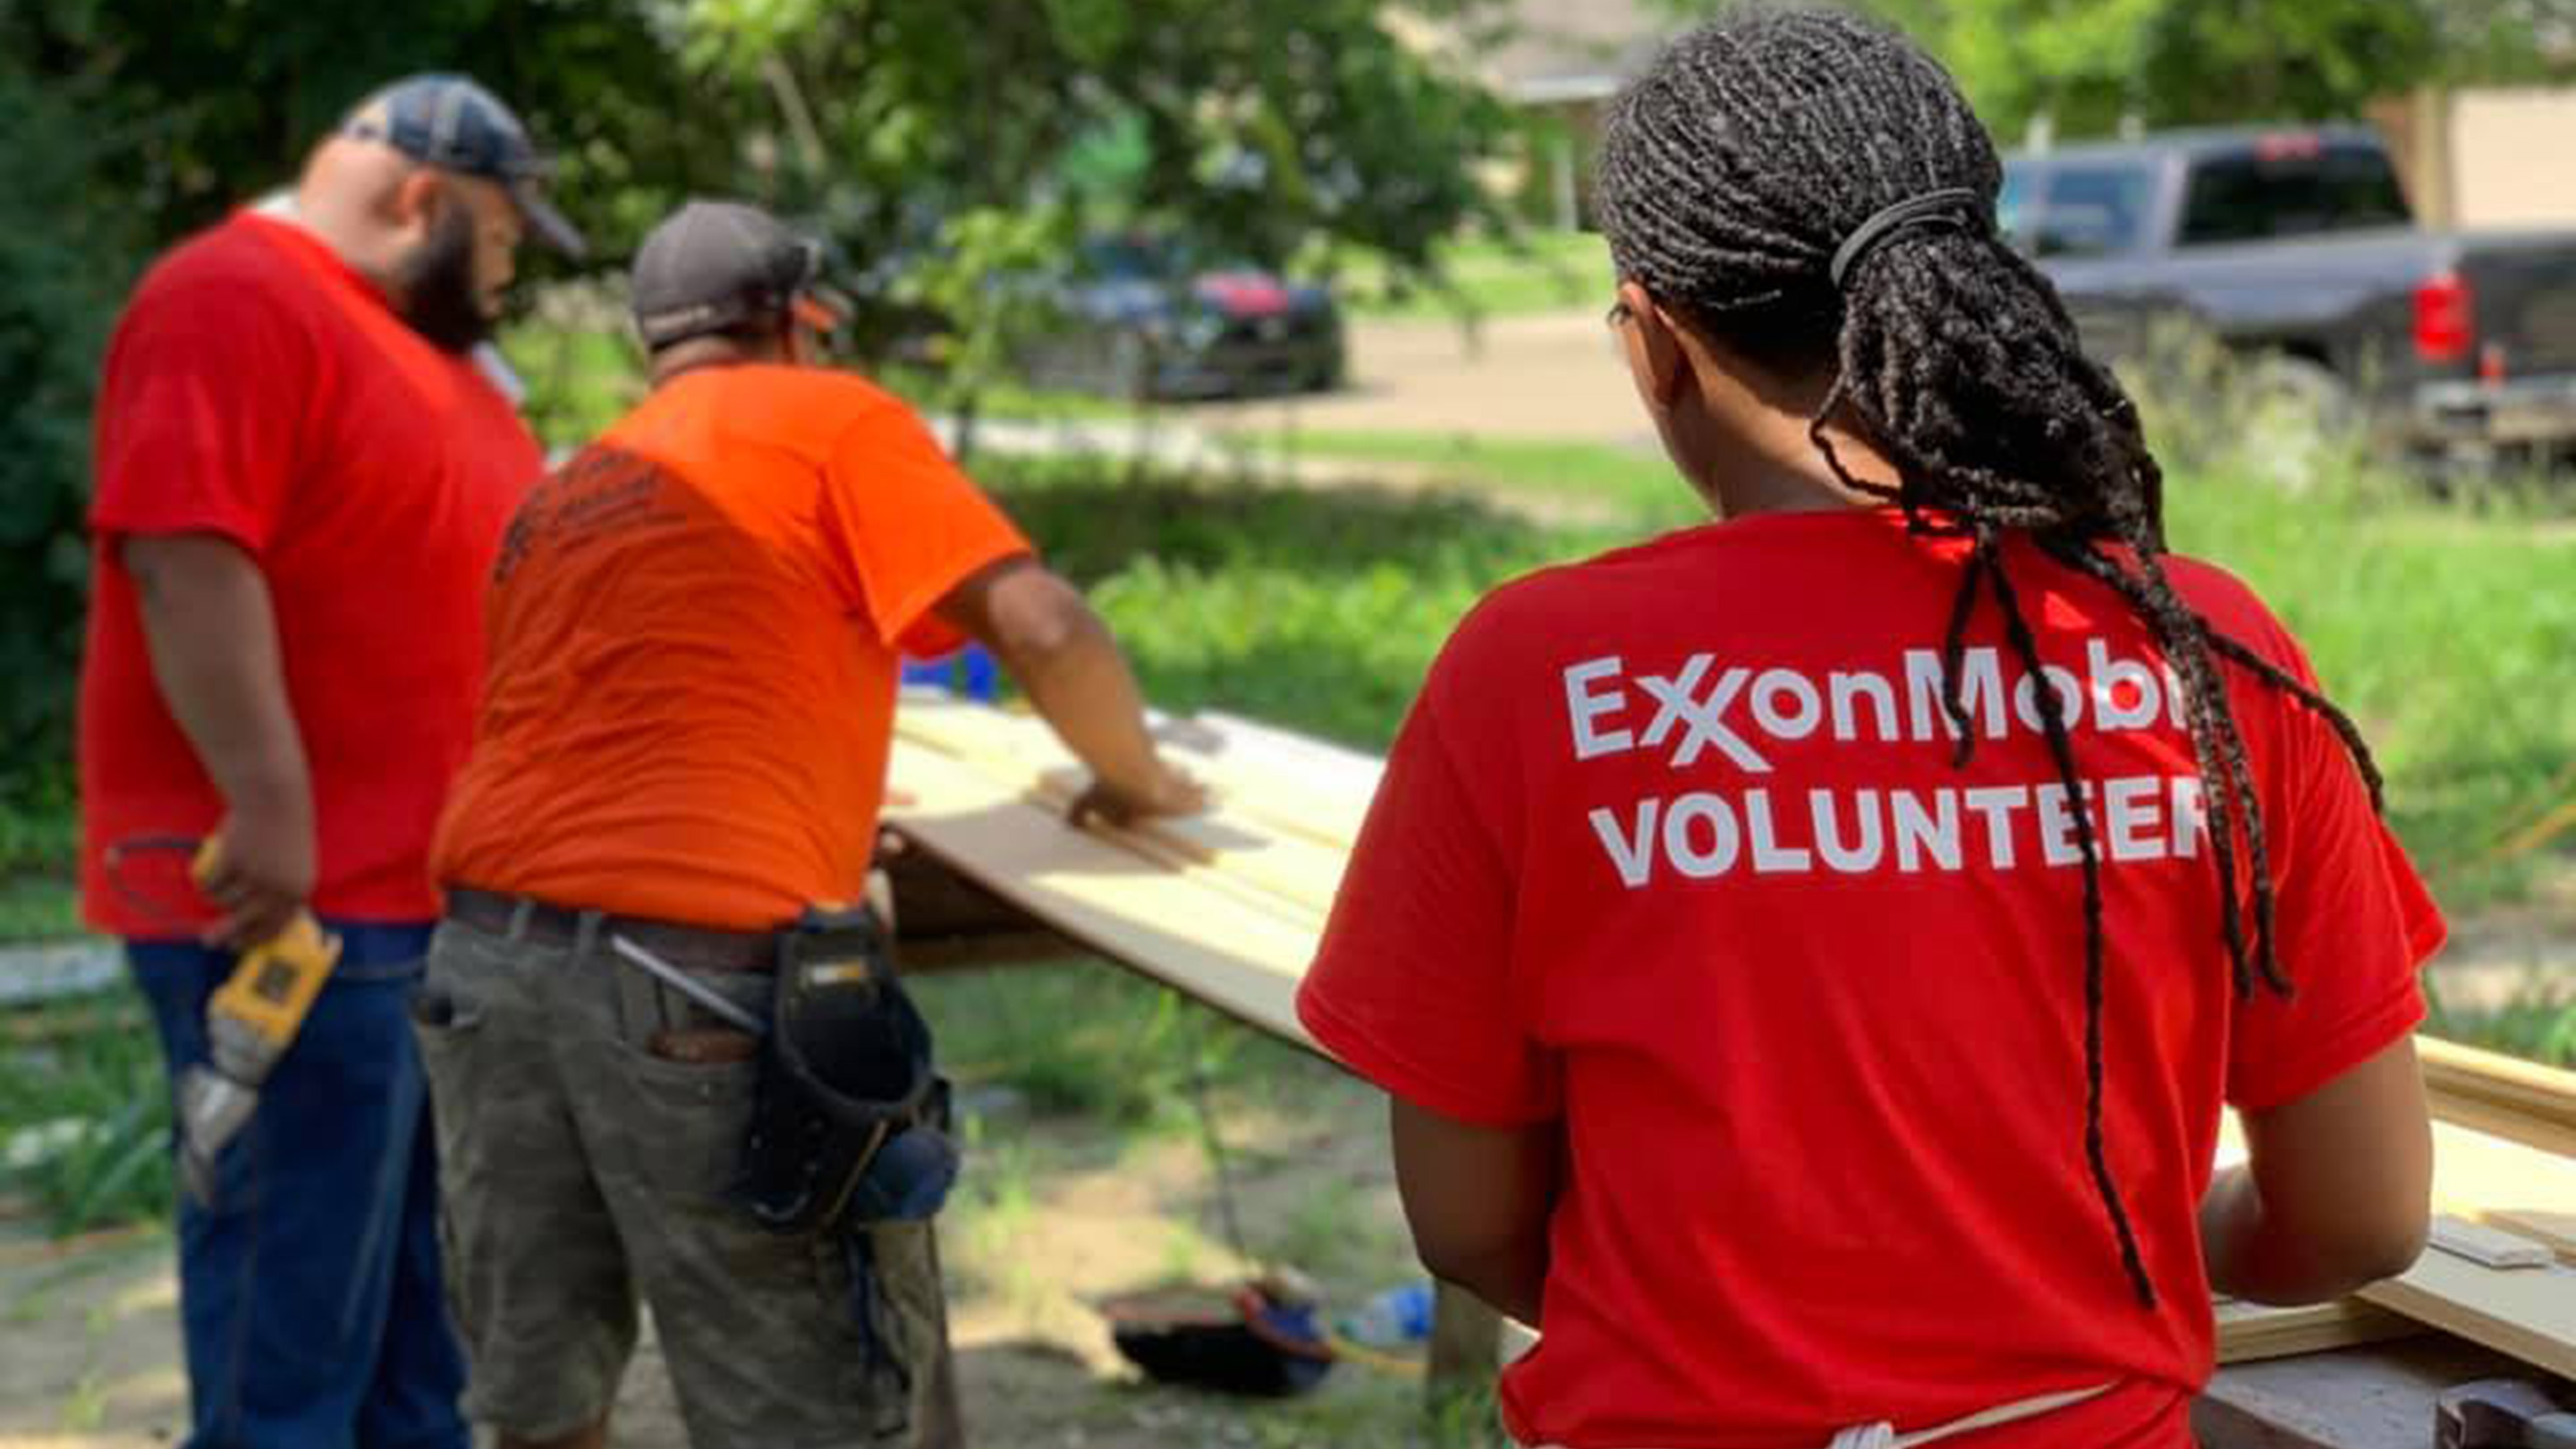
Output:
[
  {"xmin": 630, "ymin": 200, "xmax": 842, "ymax": 350},
  {"xmin": 340, "ymin": 73, "xmax": 585, "ymax": 258}
]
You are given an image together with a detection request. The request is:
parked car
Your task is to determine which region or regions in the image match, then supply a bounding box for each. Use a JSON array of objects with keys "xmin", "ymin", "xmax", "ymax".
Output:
[
  {"xmin": 1015, "ymin": 234, "xmax": 1347, "ymax": 402},
  {"xmin": 2004, "ymin": 124, "xmax": 2576, "ymax": 467}
]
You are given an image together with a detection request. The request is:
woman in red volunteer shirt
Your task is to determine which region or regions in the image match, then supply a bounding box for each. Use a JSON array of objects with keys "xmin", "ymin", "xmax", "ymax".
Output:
[{"xmin": 1297, "ymin": 10, "xmax": 2440, "ymax": 1449}]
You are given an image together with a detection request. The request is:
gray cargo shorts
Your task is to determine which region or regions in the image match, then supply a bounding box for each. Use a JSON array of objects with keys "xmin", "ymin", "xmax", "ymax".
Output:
[{"xmin": 414, "ymin": 906, "xmax": 960, "ymax": 1449}]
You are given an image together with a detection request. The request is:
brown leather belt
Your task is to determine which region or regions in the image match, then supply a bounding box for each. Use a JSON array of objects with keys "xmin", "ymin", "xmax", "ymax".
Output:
[{"xmin": 443, "ymin": 886, "xmax": 775, "ymax": 972}]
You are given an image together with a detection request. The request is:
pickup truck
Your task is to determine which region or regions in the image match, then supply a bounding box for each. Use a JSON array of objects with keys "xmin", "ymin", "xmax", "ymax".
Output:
[{"xmin": 2004, "ymin": 125, "xmax": 2576, "ymax": 468}]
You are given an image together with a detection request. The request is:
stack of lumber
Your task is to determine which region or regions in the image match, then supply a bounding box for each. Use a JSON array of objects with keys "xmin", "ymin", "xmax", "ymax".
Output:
[{"xmin": 882, "ymin": 695, "xmax": 2576, "ymax": 1374}]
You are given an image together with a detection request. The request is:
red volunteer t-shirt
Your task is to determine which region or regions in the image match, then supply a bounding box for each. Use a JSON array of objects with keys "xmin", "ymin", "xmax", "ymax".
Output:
[
  {"xmin": 1298, "ymin": 510, "xmax": 2444, "ymax": 1449},
  {"xmin": 80, "ymin": 211, "xmax": 541, "ymax": 934}
]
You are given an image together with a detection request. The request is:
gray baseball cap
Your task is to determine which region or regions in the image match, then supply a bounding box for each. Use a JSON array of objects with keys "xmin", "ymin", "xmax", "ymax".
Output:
[
  {"xmin": 630, "ymin": 200, "xmax": 838, "ymax": 350},
  {"xmin": 340, "ymin": 73, "xmax": 586, "ymax": 258}
]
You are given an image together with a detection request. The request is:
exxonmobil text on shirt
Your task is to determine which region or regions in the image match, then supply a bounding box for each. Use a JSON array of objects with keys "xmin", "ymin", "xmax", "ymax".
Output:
[{"xmin": 1297, "ymin": 507, "xmax": 2443, "ymax": 1449}]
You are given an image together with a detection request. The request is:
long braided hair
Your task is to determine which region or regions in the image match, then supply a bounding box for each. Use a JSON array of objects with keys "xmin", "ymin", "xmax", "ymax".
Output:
[{"xmin": 1595, "ymin": 5, "xmax": 2386, "ymax": 1308}]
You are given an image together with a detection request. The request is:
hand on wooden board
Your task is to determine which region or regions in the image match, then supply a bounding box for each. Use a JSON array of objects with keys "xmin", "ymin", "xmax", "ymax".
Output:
[{"xmin": 1066, "ymin": 760, "xmax": 1209, "ymax": 830}]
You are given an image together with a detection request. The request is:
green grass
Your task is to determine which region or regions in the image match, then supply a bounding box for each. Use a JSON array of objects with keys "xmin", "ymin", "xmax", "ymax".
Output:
[
  {"xmin": 2429, "ymin": 977, "xmax": 2576, "ymax": 1066},
  {"xmin": 877, "ymin": 365, "xmax": 1139, "ymax": 428},
  {"xmin": 912, "ymin": 959, "xmax": 1327, "ymax": 1133},
  {"xmin": 1327, "ymin": 230, "xmax": 1609, "ymax": 322},
  {"xmin": 0, "ymin": 876, "xmax": 80, "ymax": 943},
  {"xmin": 2161, "ymin": 473, "xmax": 2576, "ymax": 909},
  {"xmin": 0, "ymin": 774, "xmax": 80, "ymax": 942},
  {"xmin": 0, "ymin": 992, "xmax": 173, "ymax": 1236},
  {"xmin": 981, "ymin": 453, "xmax": 1627, "ymax": 748},
  {"xmin": 1291, "ymin": 430, "xmax": 1697, "ymax": 525}
]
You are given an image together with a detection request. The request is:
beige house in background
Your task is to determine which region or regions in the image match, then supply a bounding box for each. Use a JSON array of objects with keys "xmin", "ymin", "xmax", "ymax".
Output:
[
  {"xmin": 1404, "ymin": 0, "xmax": 1680, "ymax": 229},
  {"xmin": 2379, "ymin": 88, "xmax": 2576, "ymax": 230},
  {"xmin": 1449, "ymin": 0, "xmax": 2576, "ymax": 235}
]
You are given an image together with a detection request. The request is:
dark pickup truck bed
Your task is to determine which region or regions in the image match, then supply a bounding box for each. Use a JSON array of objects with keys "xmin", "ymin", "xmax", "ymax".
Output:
[{"xmin": 2006, "ymin": 125, "xmax": 2576, "ymax": 465}]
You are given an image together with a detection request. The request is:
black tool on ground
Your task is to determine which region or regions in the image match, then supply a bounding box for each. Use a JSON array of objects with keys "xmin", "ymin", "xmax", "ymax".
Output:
[
  {"xmin": 1105, "ymin": 1277, "xmax": 1336, "ymax": 1398},
  {"xmin": 730, "ymin": 904, "xmax": 956, "ymax": 1236},
  {"xmin": 2437, "ymin": 1378, "xmax": 2576, "ymax": 1449},
  {"xmin": 1103, "ymin": 1013, "xmax": 1340, "ymax": 1397}
]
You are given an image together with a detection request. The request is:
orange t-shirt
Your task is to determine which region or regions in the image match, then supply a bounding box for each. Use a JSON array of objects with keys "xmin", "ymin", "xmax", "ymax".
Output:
[{"xmin": 432, "ymin": 363, "xmax": 1030, "ymax": 928}]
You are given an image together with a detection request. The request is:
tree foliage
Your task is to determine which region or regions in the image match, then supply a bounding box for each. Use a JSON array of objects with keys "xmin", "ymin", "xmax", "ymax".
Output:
[
  {"xmin": 670, "ymin": 0, "xmax": 1516, "ymax": 416},
  {"xmin": 0, "ymin": 0, "xmax": 1514, "ymax": 805},
  {"xmin": 0, "ymin": 52, "xmax": 132, "ymax": 808},
  {"xmin": 1652, "ymin": 0, "xmax": 2576, "ymax": 142}
]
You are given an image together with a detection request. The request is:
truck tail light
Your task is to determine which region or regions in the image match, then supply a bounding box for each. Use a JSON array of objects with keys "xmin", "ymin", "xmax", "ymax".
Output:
[{"xmin": 2414, "ymin": 270, "xmax": 2474, "ymax": 365}]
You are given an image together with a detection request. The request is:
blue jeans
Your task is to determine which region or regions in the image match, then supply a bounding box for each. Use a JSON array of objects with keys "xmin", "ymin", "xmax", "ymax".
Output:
[{"xmin": 129, "ymin": 923, "xmax": 468, "ymax": 1449}]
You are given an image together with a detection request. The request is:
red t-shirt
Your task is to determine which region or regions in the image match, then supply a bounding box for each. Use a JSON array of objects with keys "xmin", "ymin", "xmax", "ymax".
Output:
[
  {"xmin": 80, "ymin": 211, "xmax": 541, "ymax": 934},
  {"xmin": 1298, "ymin": 510, "xmax": 2444, "ymax": 1449}
]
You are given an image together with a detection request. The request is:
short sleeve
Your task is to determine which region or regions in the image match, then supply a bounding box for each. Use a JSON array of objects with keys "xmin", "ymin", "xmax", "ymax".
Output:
[
  {"xmin": 89, "ymin": 267, "xmax": 309, "ymax": 555},
  {"xmin": 2225, "ymin": 648, "xmax": 2444, "ymax": 1113},
  {"xmin": 818, "ymin": 402, "xmax": 1032, "ymax": 658},
  {"xmin": 1298, "ymin": 668, "xmax": 1560, "ymax": 1127}
]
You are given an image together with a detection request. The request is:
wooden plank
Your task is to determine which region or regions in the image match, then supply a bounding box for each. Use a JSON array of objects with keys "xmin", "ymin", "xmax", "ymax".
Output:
[
  {"xmin": 1176, "ymin": 711, "xmax": 1380, "ymax": 847},
  {"xmin": 902, "ymin": 696, "xmax": 1374, "ymax": 857},
  {"xmin": 1197, "ymin": 709, "xmax": 1386, "ymax": 788},
  {"xmin": 2428, "ymin": 1215, "xmax": 2556, "ymax": 1269},
  {"xmin": 2359, "ymin": 1251, "xmax": 2576, "ymax": 1378},
  {"xmin": 2427, "ymin": 1120, "xmax": 2576, "ymax": 1261},
  {"xmin": 2420, "ymin": 1037, "xmax": 2576, "ymax": 1160},
  {"xmin": 883, "ymin": 741, "xmax": 1320, "ymax": 1049},
  {"xmin": 1028, "ymin": 766, "xmax": 1347, "ymax": 919},
  {"xmin": 2484, "ymin": 1209, "xmax": 2576, "ymax": 1264},
  {"xmin": 2216, "ymin": 1114, "xmax": 2576, "ymax": 1374},
  {"xmin": 900, "ymin": 697, "xmax": 1349, "ymax": 921},
  {"xmin": 895, "ymin": 694, "xmax": 1076, "ymax": 774},
  {"xmin": 2215, "ymin": 1299, "xmax": 2419, "ymax": 1364}
]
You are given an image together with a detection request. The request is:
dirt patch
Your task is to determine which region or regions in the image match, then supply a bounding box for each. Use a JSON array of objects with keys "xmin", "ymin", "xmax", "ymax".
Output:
[
  {"xmin": 0, "ymin": 1054, "xmax": 1440, "ymax": 1449},
  {"xmin": 8, "ymin": 913, "xmax": 2572, "ymax": 1449},
  {"xmin": 0, "ymin": 1227, "xmax": 187, "ymax": 1448}
]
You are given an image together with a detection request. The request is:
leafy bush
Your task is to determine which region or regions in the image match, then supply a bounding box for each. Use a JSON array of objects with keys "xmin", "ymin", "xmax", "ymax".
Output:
[{"xmin": 0, "ymin": 64, "xmax": 138, "ymax": 819}]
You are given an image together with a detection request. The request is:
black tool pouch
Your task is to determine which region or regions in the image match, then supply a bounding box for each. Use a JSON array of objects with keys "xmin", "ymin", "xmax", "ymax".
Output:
[{"xmin": 728, "ymin": 905, "xmax": 958, "ymax": 1237}]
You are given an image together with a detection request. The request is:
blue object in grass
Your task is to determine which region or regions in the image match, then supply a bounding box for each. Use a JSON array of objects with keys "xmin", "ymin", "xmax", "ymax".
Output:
[
  {"xmin": 900, "ymin": 643, "xmax": 999, "ymax": 701},
  {"xmin": 1341, "ymin": 1282, "xmax": 1436, "ymax": 1348}
]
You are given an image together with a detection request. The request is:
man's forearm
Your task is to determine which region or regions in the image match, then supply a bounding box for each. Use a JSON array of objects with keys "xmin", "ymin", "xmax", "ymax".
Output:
[
  {"xmin": 1005, "ymin": 614, "xmax": 1165, "ymax": 796},
  {"xmin": 123, "ymin": 534, "xmax": 312, "ymax": 823}
]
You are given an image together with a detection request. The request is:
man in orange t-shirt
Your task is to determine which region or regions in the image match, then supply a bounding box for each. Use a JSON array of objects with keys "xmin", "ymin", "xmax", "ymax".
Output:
[{"xmin": 419, "ymin": 200, "xmax": 1199, "ymax": 1449}]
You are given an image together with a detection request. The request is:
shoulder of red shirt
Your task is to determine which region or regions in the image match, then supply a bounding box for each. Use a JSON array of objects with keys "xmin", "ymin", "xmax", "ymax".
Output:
[
  {"xmin": 2154, "ymin": 550, "xmax": 2305, "ymax": 665},
  {"xmin": 123, "ymin": 211, "xmax": 319, "ymax": 320},
  {"xmin": 1443, "ymin": 514, "xmax": 2316, "ymax": 689}
]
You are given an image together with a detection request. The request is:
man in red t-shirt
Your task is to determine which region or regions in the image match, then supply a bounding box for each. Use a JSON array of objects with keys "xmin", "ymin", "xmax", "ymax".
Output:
[
  {"xmin": 80, "ymin": 74, "xmax": 577, "ymax": 1449},
  {"xmin": 1300, "ymin": 13, "xmax": 2438, "ymax": 1448}
]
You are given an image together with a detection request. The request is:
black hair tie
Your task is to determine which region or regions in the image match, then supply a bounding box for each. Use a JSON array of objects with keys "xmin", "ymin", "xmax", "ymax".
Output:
[{"xmin": 1828, "ymin": 188, "xmax": 1984, "ymax": 287}]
